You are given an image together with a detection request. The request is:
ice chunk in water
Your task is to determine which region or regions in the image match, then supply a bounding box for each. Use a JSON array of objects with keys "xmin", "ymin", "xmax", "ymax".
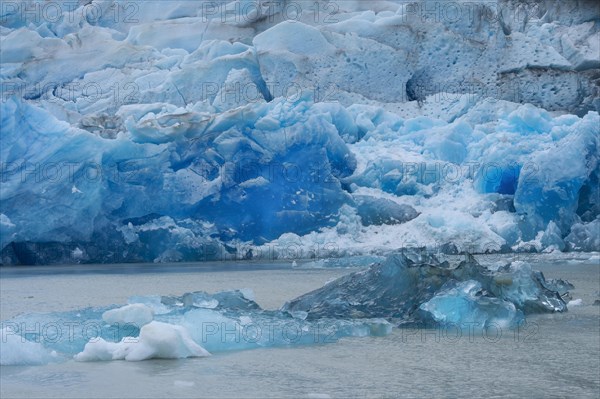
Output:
[
  {"xmin": 0, "ymin": 253, "xmax": 572, "ymax": 365},
  {"xmin": 74, "ymin": 321, "xmax": 210, "ymax": 362},
  {"xmin": 419, "ymin": 280, "xmax": 523, "ymax": 328},
  {"xmin": 567, "ymin": 299, "xmax": 583, "ymax": 307},
  {"xmin": 283, "ymin": 251, "xmax": 568, "ymax": 325},
  {"xmin": 0, "ymin": 327, "xmax": 57, "ymax": 366},
  {"xmin": 158, "ymin": 290, "xmax": 262, "ymax": 313},
  {"xmin": 1, "ymin": 288, "xmax": 392, "ymax": 365}
]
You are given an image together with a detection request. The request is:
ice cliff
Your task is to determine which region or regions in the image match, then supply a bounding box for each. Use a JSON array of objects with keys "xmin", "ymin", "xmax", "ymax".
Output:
[{"xmin": 1, "ymin": 1, "xmax": 599, "ymax": 264}]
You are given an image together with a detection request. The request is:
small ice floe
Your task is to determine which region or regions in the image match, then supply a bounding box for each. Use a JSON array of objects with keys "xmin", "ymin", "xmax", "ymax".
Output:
[
  {"xmin": 0, "ymin": 327, "xmax": 58, "ymax": 366},
  {"xmin": 74, "ymin": 321, "xmax": 210, "ymax": 362},
  {"xmin": 567, "ymin": 299, "xmax": 583, "ymax": 307},
  {"xmin": 71, "ymin": 247, "xmax": 84, "ymax": 260}
]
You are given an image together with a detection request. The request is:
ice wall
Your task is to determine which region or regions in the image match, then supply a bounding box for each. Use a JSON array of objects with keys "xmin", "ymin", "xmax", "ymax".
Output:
[{"xmin": 1, "ymin": 1, "xmax": 599, "ymax": 264}]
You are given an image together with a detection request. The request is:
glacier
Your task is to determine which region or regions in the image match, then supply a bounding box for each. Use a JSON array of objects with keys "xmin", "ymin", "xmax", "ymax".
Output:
[
  {"xmin": 0, "ymin": 251, "xmax": 571, "ymax": 365},
  {"xmin": 1, "ymin": 0, "xmax": 599, "ymax": 264}
]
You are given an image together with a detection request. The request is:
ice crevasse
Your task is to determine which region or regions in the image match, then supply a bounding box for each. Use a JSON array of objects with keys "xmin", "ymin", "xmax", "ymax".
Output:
[{"xmin": 0, "ymin": 0, "xmax": 599, "ymax": 263}]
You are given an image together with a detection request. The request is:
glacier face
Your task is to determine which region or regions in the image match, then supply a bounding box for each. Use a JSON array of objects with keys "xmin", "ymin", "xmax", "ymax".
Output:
[{"xmin": 1, "ymin": 0, "xmax": 599, "ymax": 264}]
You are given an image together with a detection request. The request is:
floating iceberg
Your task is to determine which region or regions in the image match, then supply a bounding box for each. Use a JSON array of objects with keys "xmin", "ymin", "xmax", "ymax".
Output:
[
  {"xmin": 0, "ymin": 288, "xmax": 392, "ymax": 365},
  {"xmin": 74, "ymin": 321, "xmax": 210, "ymax": 362},
  {"xmin": 0, "ymin": 252, "xmax": 572, "ymax": 365},
  {"xmin": 0, "ymin": 251, "xmax": 574, "ymax": 364},
  {"xmin": 419, "ymin": 280, "xmax": 522, "ymax": 329},
  {"xmin": 283, "ymin": 252, "xmax": 568, "ymax": 326},
  {"xmin": 0, "ymin": 327, "xmax": 57, "ymax": 366}
]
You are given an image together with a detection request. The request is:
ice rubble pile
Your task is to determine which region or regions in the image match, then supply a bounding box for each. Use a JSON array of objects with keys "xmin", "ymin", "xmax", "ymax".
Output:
[
  {"xmin": 1, "ymin": 0, "xmax": 599, "ymax": 264},
  {"xmin": 0, "ymin": 252, "xmax": 571, "ymax": 365}
]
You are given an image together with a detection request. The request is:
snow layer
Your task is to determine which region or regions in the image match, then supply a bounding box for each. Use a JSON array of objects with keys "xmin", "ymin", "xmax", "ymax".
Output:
[{"xmin": 1, "ymin": 1, "xmax": 599, "ymax": 264}]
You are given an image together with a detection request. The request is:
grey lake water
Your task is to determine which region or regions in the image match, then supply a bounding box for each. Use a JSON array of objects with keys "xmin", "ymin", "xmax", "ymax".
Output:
[{"xmin": 1, "ymin": 254, "xmax": 599, "ymax": 398}]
